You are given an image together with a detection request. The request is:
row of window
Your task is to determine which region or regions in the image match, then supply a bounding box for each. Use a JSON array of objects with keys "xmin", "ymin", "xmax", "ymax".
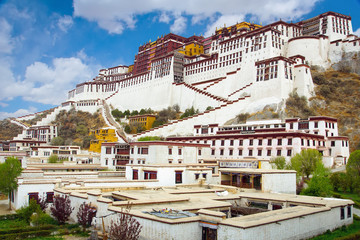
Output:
[{"xmin": 212, "ymin": 148, "xmax": 293, "ymax": 157}]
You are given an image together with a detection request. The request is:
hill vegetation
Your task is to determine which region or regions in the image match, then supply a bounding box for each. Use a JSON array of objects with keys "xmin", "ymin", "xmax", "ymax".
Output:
[
  {"xmin": 51, "ymin": 108, "xmax": 107, "ymax": 148},
  {"xmin": 0, "ymin": 120, "xmax": 23, "ymax": 141},
  {"xmin": 309, "ymin": 68, "xmax": 360, "ymax": 151}
]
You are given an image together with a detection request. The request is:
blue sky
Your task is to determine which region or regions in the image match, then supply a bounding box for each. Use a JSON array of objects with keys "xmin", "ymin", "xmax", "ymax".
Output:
[{"xmin": 0, "ymin": 0, "xmax": 359, "ymax": 120}]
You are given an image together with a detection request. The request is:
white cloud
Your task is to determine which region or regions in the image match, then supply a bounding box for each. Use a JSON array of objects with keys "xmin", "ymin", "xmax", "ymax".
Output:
[
  {"xmin": 159, "ymin": 12, "xmax": 171, "ymax": 24},
  {"xmin": 0, "ymin": 102, "xmax": 9, "ymax": 107},
  {"xmin": 170, "ymin": 16, "xmax": 187, "ymax": 34},
  {"xmin": 58, "ymin": 15, "xmax": 74, "ymax": 32},
  {"xmin": 354, "ymin": 28, "xmax": 360, "ymax": 36},
  {"xmin": 73, "ymin": 0, "xmax": 320, "ymax": 35},
  {"xmin": 23, "ymin": 57, "xmax": 93, "ymax": 104},
  {"xmin": 0, "ymin": 18, "xmax": 14, "ymax": 54},
  {"xmin": 0, "ymin": 107, "xmax": 37, "ymax": 120}
]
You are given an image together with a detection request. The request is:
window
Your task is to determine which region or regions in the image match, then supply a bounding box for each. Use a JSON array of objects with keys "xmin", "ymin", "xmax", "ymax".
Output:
[
  {"xmin": 168, "ymin": 148, "xmax": 172, "ymax": 155},
  {"xmin": 277, "ymin": 150, "xmax": 281, "ymax": 156},
  {"xmin": 290, "ymin": 123, "xmax": 293, "ymax": 129},
  {"xmin": 106, "ymin": 147, "xmax": 111, "ymax": 154},
  {"xmin": 287, "ymin": 149, "xmax": 292, "ymax": 156},
  {"xmin": 202, "ymin": 173, "xmax": 207, "ymax": 179},
  {"xmin": 331, "ymin": 141, "xmax": 335, "ymax": 147},
  {"xmin": 195, "ymin": 173, "xmax": 200, "ymax": 180},
  {"xmin": 221, "ymin": 140, "xmax": 225, "ymax": 146},
  {"xmin": 220, "ymin": 149, "xmax": 224, "ymax": 155},
  {"xmin": 178, "ymin": 148, "xmax": 182, "ymax": 155},
  {"xmin": 211, "ymin": 149, "xmax": 215, "ymax": 155},
  {"xmin": 258, "ymin": 149, "xmax": 262, "ymax": 156},
  {"xmin": 258, "ymin": 139, "xmax": 262, "ymax": 145},
  {"xmin": 230, "ymin": 140, "xmax": 234, "ymax": 146},
  {"xmin": 144, "ymin": 171, "xmax": 157, "ymax": 180},
  {"xmin": 131, "ymin": 148, "xmax": 134, "ymax": 154},
  {"xmin": 239, "ymin": 140, "xmax": 243, "ymax": 146},
  {"xmin": 249, "ymin": 139, "xmax": 253, "ymax": 146},
  {"xmin": 341, "ymin": 207, "xmax": 345, "ymax": 220},
  {"xmin": 348, "ymin": 206, "xmax": 352, "ymax": 218},
  {"xmin": 141, "ymin": 148, "xmax": 148, "ymax": 154},
  {"xmin": 133, "ymin": 170, "xmax": 138, "ymax": 180},
  {"xmin": 46, "ymin": 192, "xmax": 54, "ymax": 203},
  {"xmin": 249, "ymin": 149, "xmax": 253, "ymax": 156},
  {"xmin": 288, "ymin": 138, "xmax": 292, "ymax": 145},
  {"xmin": 198, "ymin": 149, "xmax": 202, "ymax": 155},
  {"xmin": 212, "ymin": 140, "xmax": 216, "ymax": 146},
  {"xmin": 314, "ymin": 122, "xmax": 318, "ymax": 128},
  {"xmin": 105, "ymin": 160, "xmax": 108, "ymax": 165},
  {"xmin": 277, "ymin": 139, "xmax": 282, "ymax": 145},
  {"xmin": 175, "ymin": 171, "xmax": 183, "ymax": 184},
  {"xmin": 267, "ymin": 149, "xmax": 271, "ymax": 156},
  {"xmin": 28, "ymin": 192, "xmax": 39, "ymax": 203},
  {"xmin": 239, "ymin": 149, "xmax": 243, "ymax": 156},
  {"xmin": 229, "ymin": 149, "xmax": 233, "ymax": 156},
  {"xmin": 268, "ymin": 139, "xmax": 272, "ymax": 145}
]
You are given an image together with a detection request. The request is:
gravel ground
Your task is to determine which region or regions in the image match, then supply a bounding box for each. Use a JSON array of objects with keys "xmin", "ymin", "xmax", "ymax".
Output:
[{"xmin": 0, "ymin": 199, "xmax": 15, "ymax": 215}]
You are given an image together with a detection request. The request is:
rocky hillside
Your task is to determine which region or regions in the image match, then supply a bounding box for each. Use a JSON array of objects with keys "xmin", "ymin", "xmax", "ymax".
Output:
[
  {"xmin": 310, "ymin": 68, "xmax": 360, "ymax": 151},
  {"xmin": 51, "ymin": 108, "xmax": 107, "ymax": 148},
  {"xmin": 225, "ymin": 67, "xmax": 360, "ymax": 152},
  {"xmin": 0, "ymin": 120, "xmax": 23, "ymax": 141}
]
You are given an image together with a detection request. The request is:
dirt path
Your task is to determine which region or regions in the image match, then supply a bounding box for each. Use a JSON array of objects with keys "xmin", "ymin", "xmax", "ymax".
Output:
[{"xmin": 0, "ymin": 199, "xmax": 15, "ymax": 215}]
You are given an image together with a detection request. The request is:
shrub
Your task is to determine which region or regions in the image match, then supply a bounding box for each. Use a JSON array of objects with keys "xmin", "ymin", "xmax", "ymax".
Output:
[
  {"xmin": 77, "ymin": 202, "xmax": 96, "ymax": 230},
  {"xmin": 30, "ymin": 212, "xmax": 57, "ymax": 226},
  {"xmin": 16, "ymin": 199, "xmax": 41, "ymax": 223},
  {"xmin": 50, "ymin": 195, "xmax": 74, "ymax": 225}
]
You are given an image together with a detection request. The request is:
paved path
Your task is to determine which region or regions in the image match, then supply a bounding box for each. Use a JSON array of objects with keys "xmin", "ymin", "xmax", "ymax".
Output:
[
  {"xmin": 0, "ymin": 199, "xmax": 15, "ymax": 215},
  {"xmin": 353, "ymin": 207, "xmax": 360, "ymax": 217}
]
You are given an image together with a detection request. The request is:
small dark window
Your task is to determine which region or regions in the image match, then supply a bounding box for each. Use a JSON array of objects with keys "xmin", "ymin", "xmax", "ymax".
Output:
[
  {"xmin": 238, "ymin": 149, "xmax": 243, "ymax": 156},
  {"xmin": 229, "ymin": 149, "xmax": 233, "ymax": 156},
  {"xmin": 221, "ymin": 140, "xmax": 225, "ymax": 146},
  {"xmin": 277, "ymin": 150, "xmax": 281, "ymax": 156},
  {"xmin": 211, "ymin": 149, "xmax": 215, "ymax": 155},
  {"xmin": 258, "ymin": 139, "xmax": 262, "ymax": 145},
  {"xmin": 249, "ymin": 149, "xmax": 253, "ymax": 156},
  {"xmin": 267, "ymin": 149, "xmax": 271, "ymax": 156},
  {"xmin": 230, "ymin": 140, "xmax": 234, "ymax": 146},
  {"xmin": 220, "ymin": 149, "xmax": 224, "ymax": 155},
  {"xmin": 178, "ymin": 148, "xmax": 182, "ymax": 155},
  {"xmin": 347, "ymin": 206, "xmax": 352, "ymax": 218},
  {"xmin": 287, "ymin": 149, "xmax": 292, "ymax": 157},
  {"xmin": 239, "ymin": 140, "xmax": 243, "ymax": 146},
  {"xmin": 168, "ymin": 148, "xmax": 172, "ymax": 155},
  {"xmin": 341, "ymin": 207, "xmax": 345, "ymax": 220},
  {"xmin": 278, "ymin": 139, "xmax": 282, "ymax": 145},
  {"xmin": 46, "ymin": 192, "xmax": 54, "ymax": 203},
  {"xmin": 288, "ymin": 138, "xmax": 292, "ymax": 145},
  {"xmin": 249, "ymin": 139, "xmax": 253, "ymax": 146},
  {"xmin": 258, "ymin": 149, "xmax": 262, "ymax": 156}
]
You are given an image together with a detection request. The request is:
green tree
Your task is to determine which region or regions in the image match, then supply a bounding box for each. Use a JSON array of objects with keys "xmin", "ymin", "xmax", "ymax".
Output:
[
  {"xmin": 111, "ymin": 109, "xmax": 123, "ymax": 119},
  {"xmin": 301, "ymin": 161, "xmax": 333, "ymax": 197},
  {"xmin": 0, "ymin": 157, "xmax": 22, "ymax": 209},
  {"xmin": 50, "ymin": 136, "xmax": 64, "ymax": 146},
  {"xmin": 270, "ymin": 156, "xmax": 287, "ymax": 169},
  {"xmin": 48, "ymin": 154, "xmax": 59, "ymax": 163},
  {"xmin": 346, "ymin": 150, "xmax": 360, "ymax": 193},
  {"xmin": 288, "ymin": 149, "xmax": 323, "ymax": 180}
]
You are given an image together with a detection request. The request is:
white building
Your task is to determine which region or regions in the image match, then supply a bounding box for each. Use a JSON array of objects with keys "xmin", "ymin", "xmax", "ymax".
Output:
[
  {"xmin": 126, "ymin": 141, "xmax": 218, "ymax": 186},
  {"xmin": 167, "ymin": 116, "xmax": 350, "ymax": 168},
  {"xmin": 100, "ymin": 142, "xmax": 129, "ymax": 171},
  {"xmin": 57, "ymin": 185, "xmax": 354, "ymax": 240}
]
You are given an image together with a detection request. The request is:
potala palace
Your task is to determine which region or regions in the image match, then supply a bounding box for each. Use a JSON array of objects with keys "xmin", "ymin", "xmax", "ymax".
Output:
[{"xmin": 1, "ymin": 11, "xmax": 359, "ymax": 240}]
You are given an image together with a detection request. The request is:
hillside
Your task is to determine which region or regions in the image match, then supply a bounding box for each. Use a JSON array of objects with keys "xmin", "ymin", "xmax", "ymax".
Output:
[
  {"xmin": 0, "ymin": 120, "xmax": 23, "ymax": 141},
  {"xmin": 51, "ymin": 108, "xmax": 107, "ymax": 148},
  {"xmin": 309, "ymin": 68, "xmax": 360, "ymax": 151}
]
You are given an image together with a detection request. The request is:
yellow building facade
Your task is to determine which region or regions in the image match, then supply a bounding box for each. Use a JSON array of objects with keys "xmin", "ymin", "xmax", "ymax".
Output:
[
  {"xmin": 89, "ymin": 128, "xmax": 118, "ymax": 153},
  {"xmin": 129, "ymin": 115, "xmax": 156, "ymax": 132},
  {"xmin": 178, "ymin": 43, "xmax": 204, "ymax": 57}
]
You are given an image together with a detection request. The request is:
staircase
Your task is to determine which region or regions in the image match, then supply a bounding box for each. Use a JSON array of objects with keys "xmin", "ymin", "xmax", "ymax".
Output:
[{"xmin": 102, "ymin": 100, "xmax": 128, "ymax": 143}]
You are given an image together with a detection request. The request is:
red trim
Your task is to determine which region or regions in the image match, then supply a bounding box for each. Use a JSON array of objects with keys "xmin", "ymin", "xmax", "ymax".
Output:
[{"xmin": 130, "ymin": 141, "xmax": 211, "ymax": 148}]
